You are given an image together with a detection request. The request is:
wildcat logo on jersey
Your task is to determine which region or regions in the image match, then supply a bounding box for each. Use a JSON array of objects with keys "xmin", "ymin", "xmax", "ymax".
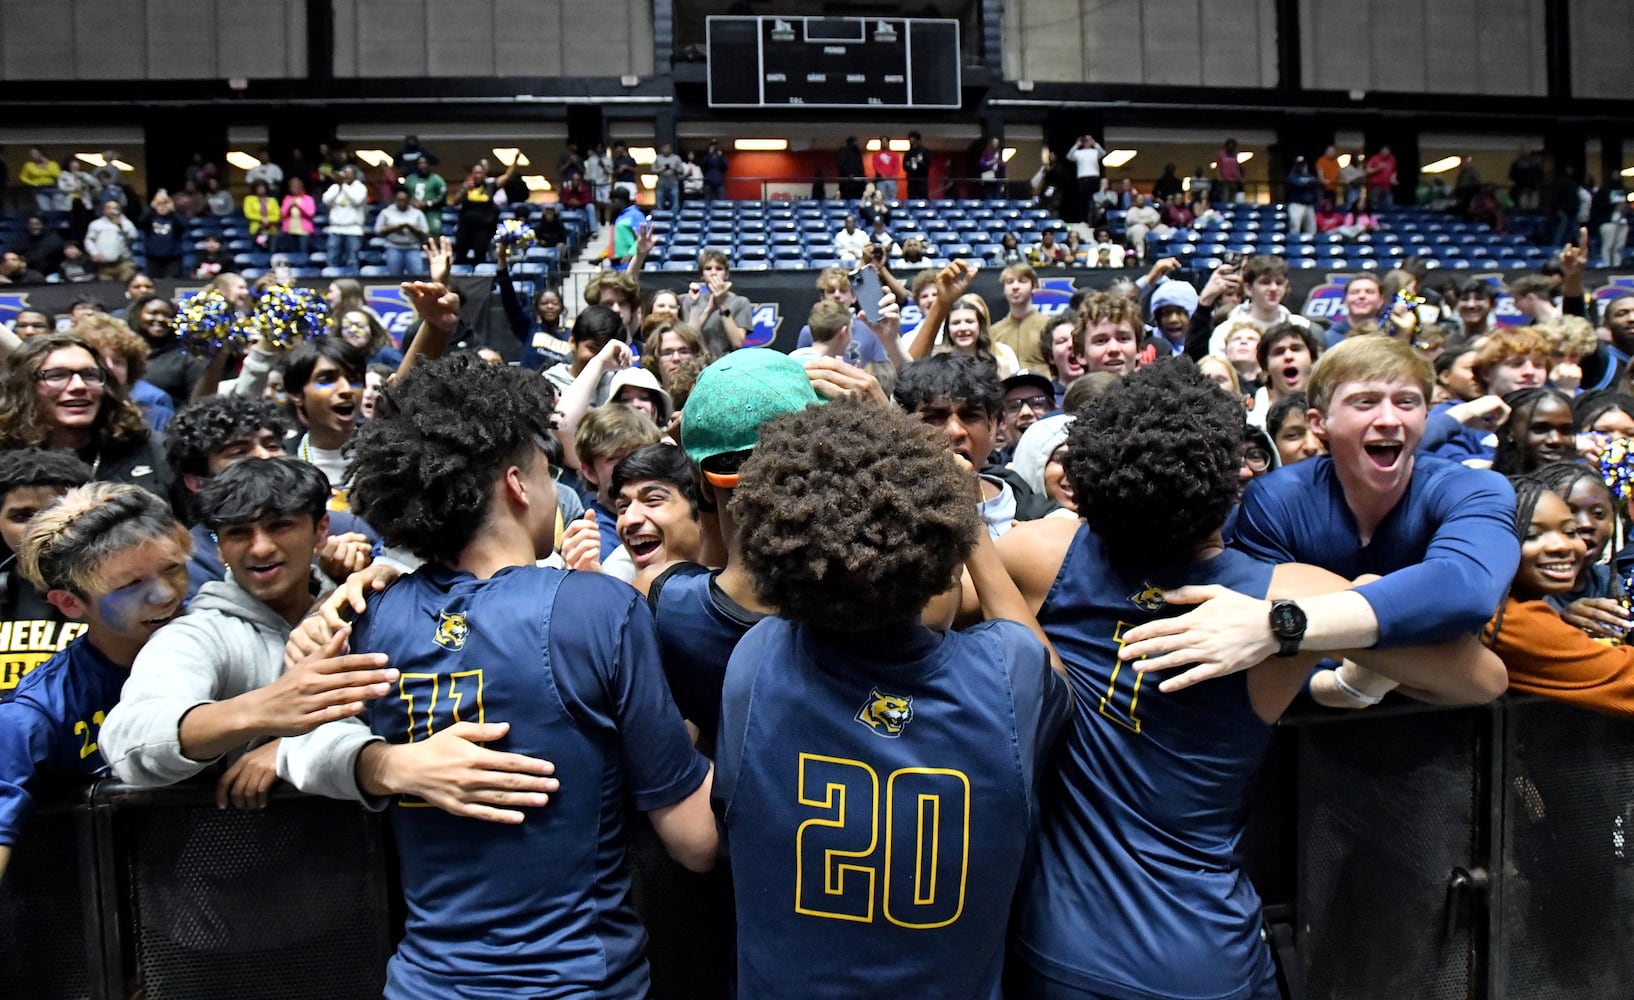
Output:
[
  {"xmin": 1128, "ymin": 583, "xmax": 1166, "ymax": 612},
  {"xmin": 433, "ymin": 611, "xmax": 469, "ymax": 650},
  {"xmin": 855, "ymin": 688, "xmax": 913, "ymax": 738}
]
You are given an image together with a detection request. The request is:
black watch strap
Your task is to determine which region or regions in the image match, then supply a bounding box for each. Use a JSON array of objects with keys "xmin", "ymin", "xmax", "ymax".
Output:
[{"xmin": 1269, "ymin": 599, "xmax": 1307, "ymax": 658}]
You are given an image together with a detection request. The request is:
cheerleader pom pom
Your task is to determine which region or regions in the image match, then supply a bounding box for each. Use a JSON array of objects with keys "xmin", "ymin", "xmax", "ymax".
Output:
[
  {"xmin": 175, "ymin": 290, "xmax": 248, "ymax": 358},
  {"xmin": 492, "ymin": 218, "xmax": 538, "ymax": 254},
  {"xmin": 1599, "ymin": 436, "xmax": 1634, "ymax": 504},
  {"xmin": 254, "ymin": 284, "xmax": 329, "ymax": 350}
]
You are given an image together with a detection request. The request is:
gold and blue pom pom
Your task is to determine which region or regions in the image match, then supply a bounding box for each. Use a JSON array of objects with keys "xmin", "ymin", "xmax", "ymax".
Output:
[
  {"xmin": 1599, "ymin": 436, "xmax": 1634, "ymax": 504},
  {"xmin": 254, "ymin": 284, "xmax": 329, "ymax": 350},
  {"xmin": 175, "ymin": 290, "xmax": 248, "ymax": 358},
  {"xmin": 492, "ymin": 218, "xmax": 537, "ymax": 254}
]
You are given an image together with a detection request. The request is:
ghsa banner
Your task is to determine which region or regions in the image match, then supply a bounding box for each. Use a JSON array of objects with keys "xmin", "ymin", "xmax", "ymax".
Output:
[{"xmin": 1299, "ymin": 271, "xmax": 1531, "ymax": 327}]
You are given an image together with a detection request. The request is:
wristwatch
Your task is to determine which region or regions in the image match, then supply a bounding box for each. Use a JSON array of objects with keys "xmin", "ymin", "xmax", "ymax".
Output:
[{"xmin": 1269, "ymin": 600, "xmax": 1307, "ymax": 658}]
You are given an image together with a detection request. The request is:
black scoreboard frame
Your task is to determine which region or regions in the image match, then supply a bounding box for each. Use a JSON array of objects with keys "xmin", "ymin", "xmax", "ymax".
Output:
[{"xmin": 705, "ymin": 15, "xmax": 963, "ymax": 110}]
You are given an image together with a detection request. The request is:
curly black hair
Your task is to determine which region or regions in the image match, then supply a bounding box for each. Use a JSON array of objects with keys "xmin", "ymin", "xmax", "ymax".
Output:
[
  {"xmin": 1491, "ymin": 387, "xmax": 1574, "ymax": 476},
  {"xmin": 347, "ymin": 355, "xmax": 557, "ymax": 564},
  {"xmin": 198, "ymin": 456, "xmax": 331, "ymax": 531},
  {"xmin": 731, "ymin": 397, "xmax": 980, "ymax": 628},
  {"xmin": 164, "ymin": 395, "xmax": 292, "ymax": 520},
  {"xmin": 891, "ymin": 354, "xmax": 1003, "ymax": 419},
  {"xmin": 1067, "ymin": 357, "xmax": 1243, "ymax": 567}
]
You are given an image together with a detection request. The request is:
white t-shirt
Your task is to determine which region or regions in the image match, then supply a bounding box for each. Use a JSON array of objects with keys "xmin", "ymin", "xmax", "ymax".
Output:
[{"xmin": 1070, "ymin": 145, "xmax": 1104, "ymax": 179}]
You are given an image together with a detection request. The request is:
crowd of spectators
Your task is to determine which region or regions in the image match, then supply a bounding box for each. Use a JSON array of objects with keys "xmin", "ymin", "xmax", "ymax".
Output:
[{"xmin": 3, "ymin": 128, "xmax": 1634, "ymax": 999}]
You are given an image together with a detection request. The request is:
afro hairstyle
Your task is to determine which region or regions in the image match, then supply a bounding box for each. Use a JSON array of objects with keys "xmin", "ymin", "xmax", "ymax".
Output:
[
  {"xmin": 1066, "ymin": 357, "xmax": 1244, "ymax": 567},
  {"xmin": 730, "ymin": 397, "xmax": 980, "ymax": 628},
  {"xmin": 346, "ymin": 355, "xmax": 558, "ymax": 565}
]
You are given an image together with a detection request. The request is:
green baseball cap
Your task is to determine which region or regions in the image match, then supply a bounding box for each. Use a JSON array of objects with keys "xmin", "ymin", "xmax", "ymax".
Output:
[{"xmin": 682, "ymin": 349, "xmax": 822, "ymax": 466}]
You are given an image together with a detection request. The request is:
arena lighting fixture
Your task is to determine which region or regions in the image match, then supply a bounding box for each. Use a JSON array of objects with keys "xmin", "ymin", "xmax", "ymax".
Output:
[
  {"xmin": 641, "ymin": 174, "xmax": 657, "ymax": 189},
  {"xmin": 1207, "ymin": 151, "xmax": 1254, "ymax": 169},
  {"xmin": 1002, "ymin": 147, "xmax": 1017, "ymax": 162},
  {"xmin": 628, "ymin": 146, "xmax": 657, "ymax": 165},
  {"xmin": 1422, "ymin": 156, "xmax": 1464, "ymax": 174},
  {"xmin": 522, "ymin": 175, "xmax": 552, "ymax": 192},
  {"xmin": 351, "ymin": 149, "xmax": 392, "ymax": 168},
  {"xmin": 76, "ymin": 152, "xmax": 106, "ymax": 166},
  {"xmin": 734, "ymin": 138, "xmax": 788, "ymax": 151},
  {"xmin": 111, "ymin": 160, "xmax": 134, "ymax": 172},
  {"xmin": 1102, "ymin": 149, "xmax": 1137, "ymax": 168},
  {"xmin": 864, "ymin": 139, "xmax": 912, "ymax": 152},
  {"xmin": 1337, "ymin": 154, "xmax": 1352, "ymax": 168},
  {"xmin": 1621, "ymin": 166, "xmax": 1634, "ymax": 178},
  {"xmin": 225, "ymin": 150, "xmax": 262, "ymax": 171},
  {"xmin": 492, "ymin": 147, "xmax": 530, "ymax": 167}
]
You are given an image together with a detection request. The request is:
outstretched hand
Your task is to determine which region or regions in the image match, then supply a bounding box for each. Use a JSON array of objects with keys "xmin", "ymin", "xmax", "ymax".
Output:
[{"xmin": 1117, "ymin": 586, "xmax": 1277, "ymax": 692}]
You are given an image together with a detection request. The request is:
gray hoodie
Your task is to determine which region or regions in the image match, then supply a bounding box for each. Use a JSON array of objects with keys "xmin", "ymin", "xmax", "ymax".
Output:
[{"xmin": 102, "ymin": 577, "xmax": 295, "ymax": 786}]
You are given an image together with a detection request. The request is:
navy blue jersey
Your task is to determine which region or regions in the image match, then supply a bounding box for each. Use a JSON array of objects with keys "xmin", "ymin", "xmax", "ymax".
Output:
[
  {"xmin": 0, "ymin": 636, "xmax": 123, "ymax": 846},
  {"xmin": 650, "ymin": 564, "xmax": 765, "ymax": 747},
  {"xmin": 716, "ymin": 618, "xmax": 1069, "ymax": 999},
  {"xmin": 1229, "ymin": 455, "xmax": 1517, "ymax": 646},
  {"xmin": 352, "ymin": 564, "xmax": 709, "ymax": 999},
  {"xmin": 1013, "ymin": 525, "xmax": 1278, "ymax": 1000}
]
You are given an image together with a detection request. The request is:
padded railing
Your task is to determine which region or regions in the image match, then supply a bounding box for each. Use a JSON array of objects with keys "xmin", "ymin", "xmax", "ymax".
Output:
[{"xmin": 3, "ymin": 694, "xmax": 1629, "ymax": 999}]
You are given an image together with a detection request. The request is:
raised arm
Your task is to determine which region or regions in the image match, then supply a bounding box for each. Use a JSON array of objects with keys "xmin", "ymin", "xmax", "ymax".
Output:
[{"xmin": 554, "ymin": 340, "xmax": 633, "ymax": 469}]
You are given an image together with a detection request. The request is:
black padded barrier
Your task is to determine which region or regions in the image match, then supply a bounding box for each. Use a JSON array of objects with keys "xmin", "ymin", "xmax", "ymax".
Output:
[
  {"xmin": 1, "ymin": 698, "xmax": 1632, "ymax": 1000},
  {"xmin": 0, "ymin": 786, "xmax": 104, "ymax": 1000},
  {"xmin": 99, "ymin": 783, "xmax": 391, "ymax": 1000},
  {"xmin": 1291, "ymin": 705, "xmax": 1486, "ymax": 1000}
]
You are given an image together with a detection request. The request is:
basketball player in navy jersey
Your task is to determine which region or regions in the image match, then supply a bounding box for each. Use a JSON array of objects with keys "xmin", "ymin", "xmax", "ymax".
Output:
[
  {"xmin": 276, "ymin": 356, "xmax": 716, "ymax": 999},
  {"xmin": 716, "ymin": 397, "xmax": 1070, "ymax": 999},
  {"xmin": 993, "ymin": 361, "xmax": 1505, "ymax": 999}
]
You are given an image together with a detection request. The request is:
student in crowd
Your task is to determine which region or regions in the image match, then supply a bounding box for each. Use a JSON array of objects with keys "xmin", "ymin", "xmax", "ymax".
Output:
[
  {"xmin": 1078, "ymin": 291, "xmax": 1142, "ymax": 378},
  {"xmin": 1490, "ymin": 387, "xmax": 1576, "ymax": 475},
  {"xmin": 990, "ymin": 263, "xmax": 1052, "ymax": 372},
  {"xmin": 640, "ymin": 317, "xmax": 710, "ymax": 390},
  {"xmin": 1264, "ymin": 391, "xmax": 1325, "ymax": 468},
  {"xmin": 162, "ymin": 395, "xmax": 378, "ymax": 599},
  {"xmin": 73, "ymin": 313, "xmax": 175, "ymax": 434},
  {"xmin": 1478, "ymin": 476, "xmax": 1634, "ymax": 717},
  {"xmin": 679, "ymin": 250, "xmax": 752, "ymax": 357},
  {"xmin": 277, "ymin": 357, "xmax": 716, "ymax": 998},
  {"xmin": 608, "ymin": 443, "xmax": 703, "ymax": 597},
  {"xmin": 893, "ymin": 354, "xmax": 1057, "ymax": 537},
  {"xmin": 101, "ymin": 458, "xmax": 391, "ymax": 813},
  {"xmin": 0, "ymin": 450, "xmax": 92, "ymax": 697},
  {"xmin": 283, "ymin": 338, "xmax": 367, "ymax": 494},
  {"xmin": 542, "ymin": 304, "xmax": 627, "ymax": 401},
  {"xmin": 124, "ymin": 294, "xmax": 206, "ymax": 407},
  {"xmin": 716, "ymin": 397, "xmax": 1069, "ymax": 998},
  {"xmin": 1117, "ymin": 337, "xmax": 1519, "ymax": 691},
  {"xmin": 1247, "ymin": 321, "xmax": 1321, "ymax": 427},
  {"xmin": 334, "ymin": 308, "xmax": 404, "ymax": 368},
  {"xmin": 0, "ymin": 333, "xmax": 170, "ymax": 497},
  {"xmin": 1530, "ymin": 461, "xmax": 1625, "ymax": 636},
  {"xmin": 994, "ymin": 360, "xmax": 1504, "ymax": 998},
  {"xmin": 494, "ymin": 244, "xmax": 570, "ymax": 371},
  {"xmin": 0, "ymin": 484, "xmax": 191, "ymax": 883},
  {"xmin": 561, "ymin": 403, "xmax": 664, "ymax": 584}
]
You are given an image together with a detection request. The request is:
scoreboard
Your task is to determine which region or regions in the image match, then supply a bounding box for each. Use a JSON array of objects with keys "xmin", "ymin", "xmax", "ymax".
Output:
[{"xmin": 706, "ymin": 16, "xmax": 962, "ymax": 110}]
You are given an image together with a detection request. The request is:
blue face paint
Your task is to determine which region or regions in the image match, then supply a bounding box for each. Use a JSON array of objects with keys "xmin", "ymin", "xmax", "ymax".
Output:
[{"xmin": 88, "ymin": 540, "xmax": 190, "ymax": 638}]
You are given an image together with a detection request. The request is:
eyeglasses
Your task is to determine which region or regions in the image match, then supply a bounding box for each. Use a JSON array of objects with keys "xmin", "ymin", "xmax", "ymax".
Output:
[
  {"xmin": 35, "ymin": 367, "xmax": 107, "ymax": 388},
  {"xmin": 657, "ymin": 347, "xmax": 695, "ymax": 359},
  {"xmin": 13, "ymin": 319, "xmax": 50, "ymax": 331},
  {"xmin": 1003, "ymin": 394, "xmax": 1052, "ymax": 415},
  {"xmin": 1241, "ymin": 445, "xmax": 1271, "ymax": 472}
]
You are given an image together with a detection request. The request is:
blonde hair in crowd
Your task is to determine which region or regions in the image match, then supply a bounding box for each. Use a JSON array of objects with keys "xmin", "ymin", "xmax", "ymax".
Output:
[
  {"xmin": 1306, "ymin": 337, "xmax": 1434, "ymax": 414},
  {"xmin": 19, "ymin": 483, "xmax": 188, "ymax": 595}
]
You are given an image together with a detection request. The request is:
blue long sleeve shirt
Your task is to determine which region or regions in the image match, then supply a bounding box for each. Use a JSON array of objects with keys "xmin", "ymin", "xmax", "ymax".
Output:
[{"xmin": 1228, "ymin": 455, "xmax": 1518, "ymax": 646}]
